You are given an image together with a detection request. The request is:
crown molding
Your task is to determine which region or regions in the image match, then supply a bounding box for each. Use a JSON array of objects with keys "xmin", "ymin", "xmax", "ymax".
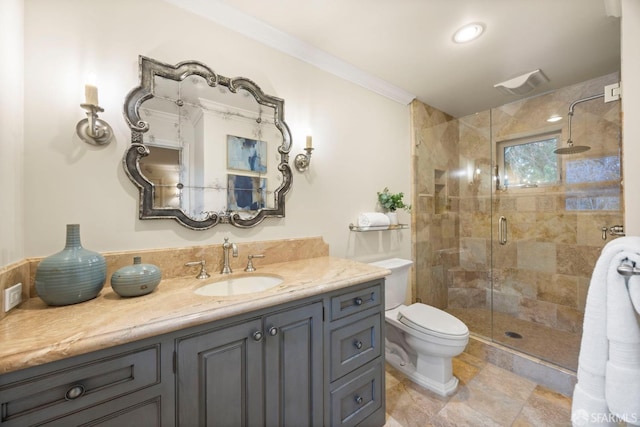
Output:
[{"xmin": 163, "ymin": 0, "xmax": 416, "ymax": 105}]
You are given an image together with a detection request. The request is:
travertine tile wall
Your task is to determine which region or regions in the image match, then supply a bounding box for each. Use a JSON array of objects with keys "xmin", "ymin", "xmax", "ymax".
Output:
[
  {"xmin": 410, "ymin": 101, "xmax": 460, "ymax": 309},
  {"xmin": 412, "ymin": 73, "xmax": 622, "ymax": 337},
  {"xmin": 449, "ymin": 110, "xmax": 493, "ymax": 332}
]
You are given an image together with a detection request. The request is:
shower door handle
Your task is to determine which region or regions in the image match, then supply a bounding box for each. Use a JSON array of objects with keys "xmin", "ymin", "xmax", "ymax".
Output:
[{"xmin": 499, "ymin": 216, "xmax": 507, "ymax": 245}]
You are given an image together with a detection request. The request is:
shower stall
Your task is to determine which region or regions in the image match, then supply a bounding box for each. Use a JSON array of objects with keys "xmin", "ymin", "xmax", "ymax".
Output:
[{"xmin": 411, "ymin": 73, "xmax": 622, "ymax": 371}]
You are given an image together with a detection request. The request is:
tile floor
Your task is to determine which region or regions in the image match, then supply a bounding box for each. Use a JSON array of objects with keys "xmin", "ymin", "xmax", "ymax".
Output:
[
  {"xmin": 384, "ymin": 352, "xmax": 573, "ymax": 426},
  {"xmin": 446, "ymin": 308, "xmax": 581, "ymax": 371}
]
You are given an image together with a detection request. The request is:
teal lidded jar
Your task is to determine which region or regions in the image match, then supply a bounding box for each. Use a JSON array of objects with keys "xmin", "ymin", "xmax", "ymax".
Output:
[
  {"xmin": 111, "ymin": 256, "xmax": 161, "ymax": 297},
  {"xmin": 35, "ymin": 224, "xmax": 107, "ymax": 306}
]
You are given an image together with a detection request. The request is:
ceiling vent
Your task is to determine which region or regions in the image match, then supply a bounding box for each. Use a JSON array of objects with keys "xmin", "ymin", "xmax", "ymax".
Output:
[{"xmin": 494, "ymin": 69, "xmax": 549, "ymax": 96}]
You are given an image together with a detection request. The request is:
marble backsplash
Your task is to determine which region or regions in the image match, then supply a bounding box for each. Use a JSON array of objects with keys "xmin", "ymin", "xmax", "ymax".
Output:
[{"xmin": 0, "ymin": 236, "xmax": 329, "ymax": 321}]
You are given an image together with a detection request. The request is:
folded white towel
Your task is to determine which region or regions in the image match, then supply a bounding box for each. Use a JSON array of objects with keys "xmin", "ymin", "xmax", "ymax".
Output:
[
  {"xmin": 357, "ymin": 212, "xmax": 390, "ymax": 228},
  {"xmin": 605, "ymin": 247, "xmax": 640, "ymax": 425},
  {"xmin": 572, "ymin": 384, "xmax": 611, "ymax": 426},
  {"xmin": 572, "ymin": 236, "xmax": 640, "ymax": 426},
  {"xmin": 606, "ymin": 361, "xmax": 640, "ymax": 423},
  {"xmin": 631, "ymin": 276, "xmax": 640, "ymax": 315}
]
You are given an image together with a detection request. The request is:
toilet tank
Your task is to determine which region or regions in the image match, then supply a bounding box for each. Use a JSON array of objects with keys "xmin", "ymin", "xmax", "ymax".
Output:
[{"xmin": 369, "ymin": 258, "xmax": 413, "ymax": 310}]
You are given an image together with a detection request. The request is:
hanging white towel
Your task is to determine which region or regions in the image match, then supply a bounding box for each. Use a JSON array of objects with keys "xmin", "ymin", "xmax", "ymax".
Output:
[
  {"xmin": 572, "ymin": 236, "xmax": 640, "ymax": 426},
  {"xmin": 605, "ymin": 249, "xmax": 640, "ymax": 425}
]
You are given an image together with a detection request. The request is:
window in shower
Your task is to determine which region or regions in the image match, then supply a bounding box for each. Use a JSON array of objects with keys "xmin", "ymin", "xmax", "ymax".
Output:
[
  {"xmin": 565, "ymin": 155, "xmax": 621, "ymax": 211},
  {"xmin": 497, "ymin": 132, "xmax": 560, "ymax": 188}
]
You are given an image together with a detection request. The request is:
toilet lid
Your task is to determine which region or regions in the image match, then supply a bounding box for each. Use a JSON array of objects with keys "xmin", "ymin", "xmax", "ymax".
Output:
[{"xmin": 398, "ymin": 304, "xmax": 468, "ymax": 337}]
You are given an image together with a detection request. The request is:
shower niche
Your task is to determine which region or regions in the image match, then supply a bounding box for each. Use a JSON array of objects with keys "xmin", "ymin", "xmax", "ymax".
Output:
[{"xmin": 434, "ymin": 169, "xmax": 449, "ymax": 214}]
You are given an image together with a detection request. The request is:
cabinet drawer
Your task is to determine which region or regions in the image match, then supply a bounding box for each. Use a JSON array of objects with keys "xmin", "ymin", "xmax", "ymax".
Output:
[
  {"xmin": 330, "ymin": 313, "xmax": 381, "ymax": 381},
  {"xmin": 330, "ymin": 282, "xmax": 381, "ymax": 321},
  {"xmin": 330, "ymin": 360, "xmax": 383, "ymax": 427},
  {"xmin": 0, "ymin": 345, "xmax": 160, "ymax": 426},
  {"xmin": 41, "ymin": 395, "xmax": 162, "ymax": 427}
]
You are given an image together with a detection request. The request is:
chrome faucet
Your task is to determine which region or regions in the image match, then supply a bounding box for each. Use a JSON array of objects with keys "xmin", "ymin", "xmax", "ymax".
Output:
[
  {"xmin": 185, "ymin": 260, "xmax": 210, "ymax": 279},
  {"xmin": 244, "ymin": 254, "xmax": 265, "ymax": 272},
  {"xmin": 221, "ymin": 237, "xmax": 238, "ymax": 274}
]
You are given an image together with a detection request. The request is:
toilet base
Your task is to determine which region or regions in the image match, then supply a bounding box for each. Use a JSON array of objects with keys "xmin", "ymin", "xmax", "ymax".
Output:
[{"xmin": 386, "ymin": 348, "xmax": 459, "ymax": 397}]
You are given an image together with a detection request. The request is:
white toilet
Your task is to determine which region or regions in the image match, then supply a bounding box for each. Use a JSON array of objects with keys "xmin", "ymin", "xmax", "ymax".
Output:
[{"xmin": 370, "ymin": 258, "xmax": 469, "ymax": 396}]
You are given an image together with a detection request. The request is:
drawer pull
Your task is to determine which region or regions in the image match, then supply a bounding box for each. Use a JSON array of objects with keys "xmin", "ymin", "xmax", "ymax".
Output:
[
  {"xmin": 354, "ymin": 297, "xmax": 363, "ymax": 306},
  {"xmin": 268, "ymin": 326, "xmax": 279, "ymax": 336},
  {"xmin": 252, "ymin": 331, "xmax": 263, "ymax": 341},
  {"xmin": 355, "ymin": 395, "xmax": 363, "ymax": 405},
  {"xmin": 354, "ymin": 340, "xmax": 363, "ymax": 350},
  {"xmin": 65, "ymin": 384, "xmax": 86, "ymax": 400}
]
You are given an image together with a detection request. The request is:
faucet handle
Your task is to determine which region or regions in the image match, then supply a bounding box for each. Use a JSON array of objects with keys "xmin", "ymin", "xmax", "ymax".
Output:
[
  {"xmin": 245, "ymin": 254, "xmax": 265, "ymax": 272},
  {"xmin": 185, "ymin": 260, "xmax": 210, "ymax": 279}
]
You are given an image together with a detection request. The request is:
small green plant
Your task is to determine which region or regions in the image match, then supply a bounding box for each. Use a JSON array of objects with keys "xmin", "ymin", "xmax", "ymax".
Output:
[{"xmin": 377, "ymin": 187, "xmax": 411, "ymax": 212}]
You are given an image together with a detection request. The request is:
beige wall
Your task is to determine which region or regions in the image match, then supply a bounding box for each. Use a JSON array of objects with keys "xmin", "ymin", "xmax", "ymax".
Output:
[
  {"xmin": 13, "ymin": 0, "xmax": 411, "ymax": 263},
  {"xmin": 0, "ymin": 0, "xmax": 25, "ymax": 266},
  {"xmin": 622, "ymin": 0, "xmax": 640, "ymax": 235}
]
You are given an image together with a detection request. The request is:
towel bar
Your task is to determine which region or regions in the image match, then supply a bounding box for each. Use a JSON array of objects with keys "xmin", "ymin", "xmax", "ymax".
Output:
[{"xmin": 617, "ymin": 263, "xmax": 640, "ymax": 276}]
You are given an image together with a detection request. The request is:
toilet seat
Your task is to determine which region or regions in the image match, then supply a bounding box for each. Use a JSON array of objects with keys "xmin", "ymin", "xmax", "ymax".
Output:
[{"xmin": 398, "ymin": 303, "xmax": 469, "ymax": 339}]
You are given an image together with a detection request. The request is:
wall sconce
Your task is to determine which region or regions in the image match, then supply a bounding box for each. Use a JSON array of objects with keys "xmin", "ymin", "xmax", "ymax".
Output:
[
  {"xmin": 76, "ymin": 82, "xmax": 113, "ymax": 146},
  {"xmin": 294, "ymin": 136, "xmax": 314, "ymax": 172}
]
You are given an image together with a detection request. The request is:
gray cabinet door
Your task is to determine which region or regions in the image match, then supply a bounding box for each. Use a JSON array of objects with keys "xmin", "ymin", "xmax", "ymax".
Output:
[
  {"xmin": 176, "ymin": 318, "xmax": 264, "ymax": 427},
  {"xmin": 264, "ymin": 302, "xmax": 324, "ymax": 427}
]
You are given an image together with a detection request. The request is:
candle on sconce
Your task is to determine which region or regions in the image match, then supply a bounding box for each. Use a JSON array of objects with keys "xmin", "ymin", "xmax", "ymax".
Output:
[
  {"xmin": 84, "ymin": 84, "xmax": 99, "ymax": 106},
  {"xmin": 306, "ymin": 135, "xmax": 313, "ymax": 149}
]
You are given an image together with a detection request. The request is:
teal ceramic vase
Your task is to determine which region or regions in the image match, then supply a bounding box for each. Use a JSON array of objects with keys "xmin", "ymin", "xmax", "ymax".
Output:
[
  {"xmin": 35, "ymin": 224, "xmax": 106, "ymax": 306},
  {"xmin": 111, "ymin": 256, "xmax": 161, "ymax": 297}
]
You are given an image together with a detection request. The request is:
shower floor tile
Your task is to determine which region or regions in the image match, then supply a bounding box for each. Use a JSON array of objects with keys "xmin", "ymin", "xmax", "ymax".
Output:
[
  {"xmin": 445, "ymin": 308, "xmax": 581, "ymax": 371},
  {"xmin": 384, "ymin": 353, "xmax": 573, "ymax": 426}
]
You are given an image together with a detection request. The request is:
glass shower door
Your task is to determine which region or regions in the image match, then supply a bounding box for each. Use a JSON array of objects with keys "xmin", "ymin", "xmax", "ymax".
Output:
[{"xmin": 489, "ymin": 74, "xmax": 623, "ymax": 370}]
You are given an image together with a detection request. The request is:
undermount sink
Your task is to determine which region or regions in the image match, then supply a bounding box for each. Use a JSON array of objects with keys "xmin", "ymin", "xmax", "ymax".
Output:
[{"xmin": 194, "ymin": 275, "xmax": 284, "ymax": 297}]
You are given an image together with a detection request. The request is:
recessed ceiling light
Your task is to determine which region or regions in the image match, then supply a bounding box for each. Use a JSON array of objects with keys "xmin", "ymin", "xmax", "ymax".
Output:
[
  {"xmin": 453, "ymin": 23, "xmax": 485, "ymax": 44},
  {"xmin": 547, "ymin": 115, "xmax": 563, "ymax": 123}
]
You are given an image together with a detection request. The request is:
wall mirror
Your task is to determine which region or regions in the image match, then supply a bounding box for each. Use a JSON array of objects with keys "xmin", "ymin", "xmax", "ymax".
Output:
[{"xmin": 123, "ymin": 56, "xmax": 293, "ymax": 229}]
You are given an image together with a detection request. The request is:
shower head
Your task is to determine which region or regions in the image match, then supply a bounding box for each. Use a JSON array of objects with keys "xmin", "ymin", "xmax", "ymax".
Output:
[
  {"xmin": 554, "ymin": 141, "xmax": 591, "ymax": 155},
  {"xmin": 554, "ymin": 93, "xmax": 604, "ymax": 155}
]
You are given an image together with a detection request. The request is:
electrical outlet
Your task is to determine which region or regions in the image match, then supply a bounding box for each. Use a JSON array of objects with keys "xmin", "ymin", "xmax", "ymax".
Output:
[{"xmin": 4, "ymin": 282, "xmax": 22, "ymax": 312}]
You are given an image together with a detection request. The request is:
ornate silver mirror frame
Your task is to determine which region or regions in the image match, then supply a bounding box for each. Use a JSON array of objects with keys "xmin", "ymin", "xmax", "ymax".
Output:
[{"xmin": 123, "ymin": 56, "xmax": 293, "ymax": 230}]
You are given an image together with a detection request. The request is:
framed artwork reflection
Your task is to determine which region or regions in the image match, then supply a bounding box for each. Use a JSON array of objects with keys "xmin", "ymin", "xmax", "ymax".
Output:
[
  {"xmin": 227, "ymin": 174, "xmax": 267, "ymax": 211},
  {"xmin": 227, "ymin": 135, "xmax": 267, "ymax": 173}
]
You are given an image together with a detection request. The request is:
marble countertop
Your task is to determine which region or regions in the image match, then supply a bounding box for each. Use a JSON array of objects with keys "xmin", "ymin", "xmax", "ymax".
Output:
[{"xmin": 0, "ymin": 256, "xmax": 389, "ymax": 375}]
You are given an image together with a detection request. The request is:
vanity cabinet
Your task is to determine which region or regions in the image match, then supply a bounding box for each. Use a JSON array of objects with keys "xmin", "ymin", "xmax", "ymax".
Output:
[
  {"xmin": 175, "ymin": 301, "xmax": 323, "ymax": 426},
  {"xmin": 0, "ymin": 278, "xmax": 385, "ymax": 427}
]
